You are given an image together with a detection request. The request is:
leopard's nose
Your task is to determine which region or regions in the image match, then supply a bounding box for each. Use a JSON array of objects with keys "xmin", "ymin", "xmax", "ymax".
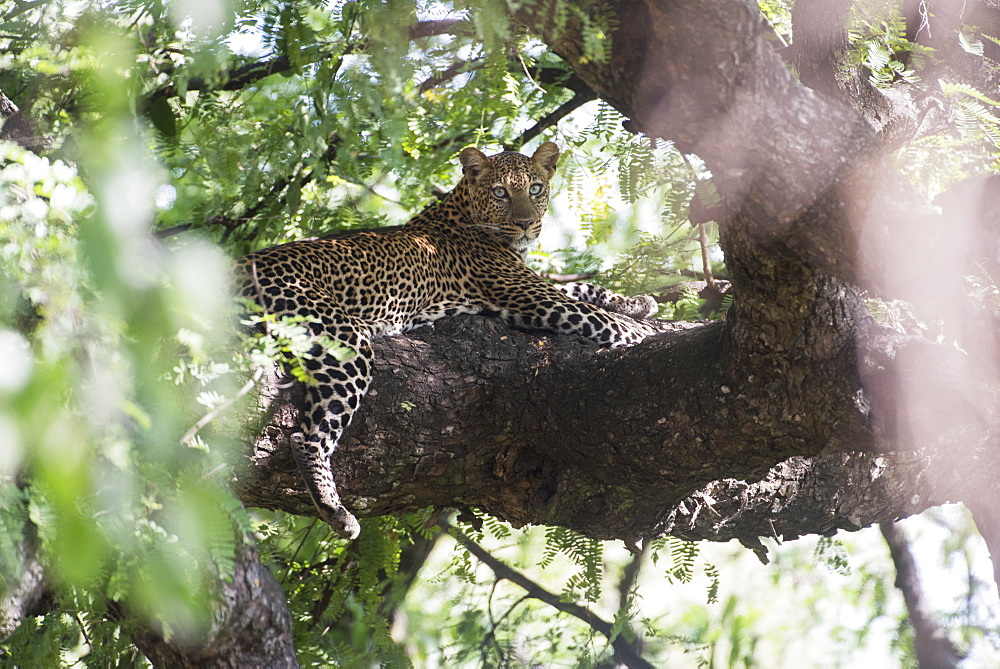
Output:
[{"xmin": 514, "ymin": 220, "xmax": 534, "ymax": 231}]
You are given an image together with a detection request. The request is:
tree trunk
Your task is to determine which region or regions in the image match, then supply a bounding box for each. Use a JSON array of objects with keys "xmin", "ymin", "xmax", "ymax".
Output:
[{"xmin": 123, "ymin": 540, "xmax": 298, "ymax": 668}]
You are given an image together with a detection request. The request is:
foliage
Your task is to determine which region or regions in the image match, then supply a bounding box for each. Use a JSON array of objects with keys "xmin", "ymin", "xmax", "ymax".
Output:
[
  {"xmin": 846, "ymin": 8, "xmax": 925, "ymax": 88},
  {"xmin": 1, "ymin": 0, "xmax": 998, "ymax": 666},
  {"xmin": 253, "ymin": 511, "xmax": 419, "ymax": 666},
  {"xmin": 537, "ymin": 525, "xmax": 603, "ymax": 602},
  {"xmin": 941, "ymin": 81, "xmax": 1000, "ymax": 149}
]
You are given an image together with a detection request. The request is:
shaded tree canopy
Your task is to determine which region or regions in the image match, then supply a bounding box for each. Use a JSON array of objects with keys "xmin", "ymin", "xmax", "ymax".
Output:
[{"xmin": 2, "ymin": 0, "xmax": 1000, "ymax": 665}]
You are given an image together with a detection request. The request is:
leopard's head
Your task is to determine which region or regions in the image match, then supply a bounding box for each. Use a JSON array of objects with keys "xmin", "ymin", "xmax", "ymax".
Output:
[{"xmin": 454, "ymin": 142, "xmax": 560, "ymax": 257}]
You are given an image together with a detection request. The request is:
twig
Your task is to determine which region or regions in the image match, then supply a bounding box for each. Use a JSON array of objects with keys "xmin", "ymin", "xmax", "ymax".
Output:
[
  {"xmin": 697, "ymin": 221, "xmax": 716, "ymax": 290},
  {"xmin": 517, "ymin": 51, "xmax": 548, "ymax": 95},
  {"xmin": 443, "ymin": 520, "xmax": 655, "ymax": 669},
  {"xmin": 72, "ymin": 611, "xmax": 93, "ymax": 659},
  {"xmin": 514, "ymin": 89, "xmax": 597, "ymax": 149},
  {"xmin": 180, "ymin": 367, "xmax": 264, "ymax": 446}
]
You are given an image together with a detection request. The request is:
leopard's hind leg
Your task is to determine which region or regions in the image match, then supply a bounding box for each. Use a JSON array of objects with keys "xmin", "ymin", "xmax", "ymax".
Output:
[
  {"xmin": 238, "ymin": 259, "xmax": 371, "ymax": 538},
  {"xmin": 292, "ymin": 313, "xmax": 374, "ymax": 539}
]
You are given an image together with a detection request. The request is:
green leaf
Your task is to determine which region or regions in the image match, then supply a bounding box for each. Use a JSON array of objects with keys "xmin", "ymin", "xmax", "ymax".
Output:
[{"xmin": 148, "ymin": 94, "xmax": 177, "ymax": 138}]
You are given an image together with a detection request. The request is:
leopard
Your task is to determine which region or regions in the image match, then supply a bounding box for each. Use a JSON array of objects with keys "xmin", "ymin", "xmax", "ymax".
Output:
[{"xmin": 236, "ymin": 142, "xmax": 659, "ymax": 539}]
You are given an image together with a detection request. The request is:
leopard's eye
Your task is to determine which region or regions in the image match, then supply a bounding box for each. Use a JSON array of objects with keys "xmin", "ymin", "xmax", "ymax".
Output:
[
  {"xmin": 529, "ymin": 183, "xmax": 544, "ymax": 196},
  {"xmin": 492, "ymin": 186, "xmax": 508, "ymax": 199}
]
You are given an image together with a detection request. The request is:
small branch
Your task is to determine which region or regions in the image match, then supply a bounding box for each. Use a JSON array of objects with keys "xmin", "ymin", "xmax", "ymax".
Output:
[
  {"xmin": 409, "ymin": 18, "xmax": 473, "ymax": 39},
  {"xmin": 419, "ymin": 57, "xmax": 485, "ymax": 93},
  {"xmin": 140, "ymin": 20, "xmax": 474, "ymax": 113},
  {"xmin": 513, "ymin": 89, "xmax": 597, "ymax": 149},
  {"xmin": 443, "ymin": 521, "xmax": 655, "ymax": 669},
  {"xmin": 616, "ymin": 544, "xmax": 647, "ymax": 610},
  {"xmin": 8, "ymin": 1, "xmax": 45, "ymax": 19},
  {"xmin": 611, "ymin": 543, "xmax": 650, "ymax": 662},
  {"xmin": 181, "ymin": 368, "xmax": 263, "ymax": 446},
  {"xmin": 697, "ymin": 221, "xmax": 716, "ymax": 290},
  {"xmin": 881, "ymin": 521, "xmax": 964, "ymax": 667},
  {"xmin": 154, "ymin": 223, "xmax": 192, "ymax": 239},
  {"xmin": 531, "ymin": 67, "xmax": 596, "ymax": 97}
]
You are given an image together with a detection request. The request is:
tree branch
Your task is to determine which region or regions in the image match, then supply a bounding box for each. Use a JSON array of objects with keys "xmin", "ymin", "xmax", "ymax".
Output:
[
  {"xmin": 443, "ymin": 520, "xmax": 655, "ymax": 669},
  {"xmin": 139, "ymin": 20, "xmax": 474, "ymax": 114},
  {"xmin": 231, "ymin": 312, "xmax": 1000, "ymax": 555},
  {"xmin": 419, "ymin": 57, "xmax": 484, "ymax": 93},
  {"xmin": 513, "ymin": 88, "xmax": 597, "ymax": 149},
  {"xmin": 0, "ymin": 88, "xmax": 43, "ymax": 153},
  {"xmin": 0, "ymin": 519, "xmax": 50, "ymax": 643},
  {"xmin": 881, "ymin": 521, "xmax": 964, "ymax": 668}
]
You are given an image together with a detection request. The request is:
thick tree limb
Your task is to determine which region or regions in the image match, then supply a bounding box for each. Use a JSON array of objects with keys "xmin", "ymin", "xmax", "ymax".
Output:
[{"xmin": 232, "ymin": 314, "xmax": 1000, "ymax": 550}]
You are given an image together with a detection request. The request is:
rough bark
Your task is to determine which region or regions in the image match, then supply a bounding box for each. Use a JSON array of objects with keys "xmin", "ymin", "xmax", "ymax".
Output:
[
  {"xmin": 125, "ymin": 540, "xmax": 298, "ymax": 668},
  {"xmin": 0, "ymin": 89, "xmax": 42, "ymax": 153},
  {"xmin": 233, "ymin": 313, "xmax": 1000, "ymax": 552},
  {"xmin": 0, "ymin": 523, "xmax": 50, "ymax": 642}
]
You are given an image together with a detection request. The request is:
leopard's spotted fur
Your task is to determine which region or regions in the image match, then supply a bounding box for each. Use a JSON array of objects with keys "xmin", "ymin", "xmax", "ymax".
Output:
[
  {"xmin": 558, "ymin": 282, "xmax": 658, "ymax": 319},
  {"xmin": 237, "ymin": 143, "xmax": 658, "ymax": 538}
]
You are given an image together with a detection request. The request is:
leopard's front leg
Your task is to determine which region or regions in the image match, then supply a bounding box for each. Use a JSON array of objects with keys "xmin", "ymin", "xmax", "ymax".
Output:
[
  {"xmin": 489, "ymin": 283, "xmax": 659, "ymax": 348},
  {"xmin": 555, "ymin": 282, "xmax": 659, "ymax": 319}
]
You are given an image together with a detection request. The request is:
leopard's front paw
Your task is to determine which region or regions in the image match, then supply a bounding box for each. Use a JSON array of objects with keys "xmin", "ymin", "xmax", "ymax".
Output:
[{"xmin": 629, "ymin": 294, "xmax": 659, "ymax": 319}]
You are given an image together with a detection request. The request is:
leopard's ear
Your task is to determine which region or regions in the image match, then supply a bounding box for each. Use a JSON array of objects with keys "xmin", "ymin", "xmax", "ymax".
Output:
[
  {"xmin": 531, "ymin": 141, "xmax": 560, "ymax": 178},
  {"xmin": 459, "ymin": 147, "xmax": 491, "ymax": 180}
]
